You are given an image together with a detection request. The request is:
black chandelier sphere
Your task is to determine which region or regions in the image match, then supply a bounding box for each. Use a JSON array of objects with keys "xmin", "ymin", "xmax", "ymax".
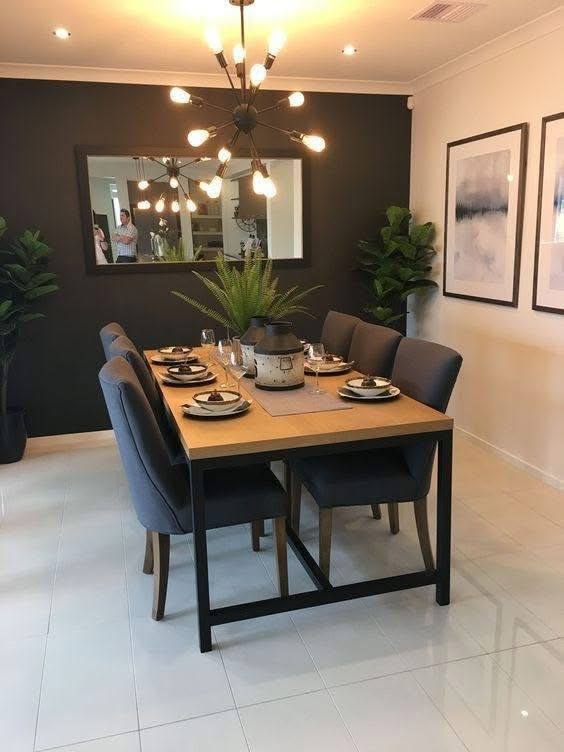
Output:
[{"xmin": 164, "ymin": 0, "xmax": 326, "ymax": 201}]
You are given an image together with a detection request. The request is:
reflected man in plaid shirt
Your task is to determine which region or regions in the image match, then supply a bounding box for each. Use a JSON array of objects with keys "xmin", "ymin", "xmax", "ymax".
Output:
[{"xmin": 114, "ymin": 209, "xmax": 138, "ymax": 263}]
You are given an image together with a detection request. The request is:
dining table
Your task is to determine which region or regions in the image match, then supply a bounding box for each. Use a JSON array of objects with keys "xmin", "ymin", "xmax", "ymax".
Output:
[{"xmin": 145, "ymin": 348, "xmax": 454, "ymax": 653}]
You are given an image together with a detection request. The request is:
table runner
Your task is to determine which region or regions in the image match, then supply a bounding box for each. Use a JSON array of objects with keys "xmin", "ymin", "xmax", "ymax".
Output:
[{"xmin": 241, "ymin": 379, "xmax": 352, "ymax": 417}]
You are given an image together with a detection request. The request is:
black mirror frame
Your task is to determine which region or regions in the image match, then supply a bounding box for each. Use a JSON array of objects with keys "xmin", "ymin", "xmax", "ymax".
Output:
[{"xmin": 76, "ymin": 144, "xmax": 310, "ymax": 275}]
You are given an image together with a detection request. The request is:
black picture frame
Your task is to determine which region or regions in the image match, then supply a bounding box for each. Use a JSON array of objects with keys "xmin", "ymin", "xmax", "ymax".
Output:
[
  {"xmin": 532, "ymin": 111, "xmax": 564, "ymax": 315},
  {"xmin": 443, "ymin": 123, "xmax": 528, "ymax": 307},
  {"xmin": 75, "ymin": 144, "xmax": 310, "ymax": 275}
]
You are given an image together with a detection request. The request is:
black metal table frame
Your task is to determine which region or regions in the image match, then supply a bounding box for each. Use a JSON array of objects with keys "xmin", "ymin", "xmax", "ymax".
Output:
[{"xmin": 189, "ymin": 428, "xmax": 453, "ymax": 653}]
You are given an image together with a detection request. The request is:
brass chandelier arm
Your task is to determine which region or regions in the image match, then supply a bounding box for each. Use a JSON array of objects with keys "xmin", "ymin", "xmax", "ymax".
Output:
[
  {"xmin": 256, "ymin": 120, "xmax": 293, "ymax": 139},
  {"xmin": 239, "ymin": 2, "xmax": 247, "ymax": 100},
  {"xmin": 199, "ymin": 100, "xmax": 236, "ymax": 115},
  {"xmin": 224, "ymin": 69, "xmax": 242, "ymax": 105}
]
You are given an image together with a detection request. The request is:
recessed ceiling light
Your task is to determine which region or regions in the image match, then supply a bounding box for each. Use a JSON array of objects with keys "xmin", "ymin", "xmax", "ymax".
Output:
[
  {"xmin": 53, "ymin": 28, "xmax": 71, "ymax": 40},
  {"xmin": 342, "ymin": 44, "xmax": 357, "ymax": 56}
]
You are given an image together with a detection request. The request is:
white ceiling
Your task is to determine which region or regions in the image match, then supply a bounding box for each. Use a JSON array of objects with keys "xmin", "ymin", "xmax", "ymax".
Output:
[{"xmin": 0, "ymin": 0, "xmax": 561, "ymax": 90}]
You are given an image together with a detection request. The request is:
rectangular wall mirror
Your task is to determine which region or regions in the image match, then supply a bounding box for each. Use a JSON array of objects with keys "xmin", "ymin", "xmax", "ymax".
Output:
[{"xmin": 76, "ymin": 147, "xmax": 306, "ymax": 273}]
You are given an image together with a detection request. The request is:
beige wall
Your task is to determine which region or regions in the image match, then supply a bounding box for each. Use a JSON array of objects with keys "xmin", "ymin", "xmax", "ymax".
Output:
[{"xmin": 409, "ymin": 23, "xmax": 564, "ymax": 486}]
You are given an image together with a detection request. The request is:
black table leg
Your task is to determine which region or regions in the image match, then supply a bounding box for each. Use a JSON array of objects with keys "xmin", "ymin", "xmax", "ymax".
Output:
[
  {"xmin": 435, "ymin": 430, "xmax": 453, "ymax": 606},
  {"xmin": 190, "ymin": 462, "xmax": 212, "ymax": 652}
]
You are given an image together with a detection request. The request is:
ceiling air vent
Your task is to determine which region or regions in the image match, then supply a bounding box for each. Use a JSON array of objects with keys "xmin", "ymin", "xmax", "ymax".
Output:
[{"xmin": 411, "ymin": 2, "xmax": 486, "ymax": 23}]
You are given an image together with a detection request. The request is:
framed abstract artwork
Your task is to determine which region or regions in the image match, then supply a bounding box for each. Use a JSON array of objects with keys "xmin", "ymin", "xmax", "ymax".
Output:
[
  {"xmin": 533, "ymin": 112, "xmax": 564, "ymax": 315},
  {"xmin": 444, "ymin": 123, "xmax": 528, "ymax": 306}
]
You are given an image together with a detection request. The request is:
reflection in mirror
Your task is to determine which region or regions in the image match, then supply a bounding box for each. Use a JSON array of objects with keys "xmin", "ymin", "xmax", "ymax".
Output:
[{"xmin": 86, "ymin": 155, "xmax": 303, "ymax": 265}]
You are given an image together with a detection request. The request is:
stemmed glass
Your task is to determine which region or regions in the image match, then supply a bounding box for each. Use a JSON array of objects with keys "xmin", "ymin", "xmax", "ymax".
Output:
[
  {"xmin": 217, "ymin": 338, "xmax": 234, "ymax": 388},
  {"xmin": 307, "ymin": 343, "xmax": 325, "ymax": 395},
  {"xmin": 228, "ymin": 339, "xmax": 247, "ymax": 392},
  {"xmin": 200, "ymin": 328, "xmax": 215, "ymax": 371}
]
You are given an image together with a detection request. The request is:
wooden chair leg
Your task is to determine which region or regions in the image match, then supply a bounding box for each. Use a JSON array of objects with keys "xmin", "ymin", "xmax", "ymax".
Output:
[
  {"xmin": 273, "ymin": 517, "xmax": 288, "ymax": 597},
  {"xmin": 251, "ymin": 520, "xmax": 261, "ymax": 552},
  {"xmin": 319, "ymin": 508, "xmax": 333, "ymax": 578},
  {"xmin": 290, "ymin": 471, "xmax": 302, "ymax": 534},
  {"xmin": 414, "ymin": 497, "xmax": 435, "ymax": 570},
  {"xmin": 152, "ymin": 532, "xmax": 170, "ymax": 621},
  {"xmin": 388, "ymin": 503, "xmax": 400, "ymax": 534},
  {"xmin": 370, "ymin": 504, "xmax": 382, "ymax": 520},
  {"xmin": 258, "ymin": 520, "xmax": 266, "ymax": 537},
  {"xmin": 143, "ymin": 529, "xmax": 154, "ymax": 574}
]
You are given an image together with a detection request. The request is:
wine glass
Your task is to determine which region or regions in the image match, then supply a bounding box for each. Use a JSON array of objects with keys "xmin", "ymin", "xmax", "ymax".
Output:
[
  {"xmin": 217, "ymin": 338, "xmax": 233, "ymax": 388},
  {"xmin": 200, "ymin": 328, "xmax": 215, "ymax": 369},
  {"xmin": 307, "ymin": 343, "xmax": 325, "ymax": 395},
  {"xmin": 228, "ymin": 340, "xmax": 247, "ymax": 391}
]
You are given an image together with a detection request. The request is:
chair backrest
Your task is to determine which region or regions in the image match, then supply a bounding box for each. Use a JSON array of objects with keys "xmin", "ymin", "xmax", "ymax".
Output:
[
  {"xmin": 348, "ymin": 321, "xmax": 402, "ymax": 378},
  {"xmin": 99, "ymin": 357, "xmax": 190, "ymax": 534},
  {"xmin": 392, "ymin": 337, "xmax": 462, "ymax": 486},
  {"xmin": 109, "ymin": 335, "xmax": 183, "ymax": 465},
  {"xmin": 100, "ymin": 322, "xmax": 126, "ymax": 360},
  {"xmin": 320, "ymin": 311, "xmax": 361, "ymax": 358}
]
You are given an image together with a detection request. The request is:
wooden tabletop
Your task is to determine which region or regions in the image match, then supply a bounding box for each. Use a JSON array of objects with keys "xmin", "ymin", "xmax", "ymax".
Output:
[{"xmin": 145, "ymin": 349, "xmax": 453, "ymax": 460}]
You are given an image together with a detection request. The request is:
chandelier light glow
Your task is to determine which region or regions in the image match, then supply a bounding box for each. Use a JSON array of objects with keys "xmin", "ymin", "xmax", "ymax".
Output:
[
  {"xmin": 169, "ymin": 0, "xmax": 326, "ymax": 200},
  {"xmin": 134, "ymin": 156, "xmax": 208, "ymax": 213}
]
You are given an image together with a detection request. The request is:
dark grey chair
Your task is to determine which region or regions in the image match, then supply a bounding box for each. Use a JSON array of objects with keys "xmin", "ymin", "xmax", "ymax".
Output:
[
  {"xmin": 99, "ymin": 357, "xmax": 289, "ymax": 620},
  {"xmin": 100, "ymin": 322, "xmax": 126, "ymax": 360},
  {"xmin": 320, "ymin": 311, "xmax": 361, "ymax": 358},
  {"xmin": 109, "ymin": 335, "xmax": 185, "ymax": 466},
  {"xmin": 348, "ymin": 321, "xmax": 402, "ymax": 377},
  {"xmin": 289, "ymin": 337, "xmax": 462, "ymax": 577}
]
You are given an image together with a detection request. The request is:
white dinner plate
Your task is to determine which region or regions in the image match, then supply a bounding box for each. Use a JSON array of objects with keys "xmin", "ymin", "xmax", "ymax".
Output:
[
  {"xmin": 305, "ymin": 362, "xmax": 354, "ymax": 375},
  {"xmin": 161, "ymin": 372, "xmax": 217, "ymax": 387},
  {"xmin": 338, "ymin": 386, "xmax": 400, "ymax": 401},
  {"xmin": 182, "ymin": 399, "xmax": 252, "ymax": 418},
  {"xmin": 151, "ymin": 354, "xmax": 199, "ymax": 365}
]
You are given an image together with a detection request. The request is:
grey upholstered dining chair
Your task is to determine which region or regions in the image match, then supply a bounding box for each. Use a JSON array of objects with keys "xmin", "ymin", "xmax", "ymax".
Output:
[
  {"xmin": 109, "ymin": 334, "xmax": 185, "ymax": 465},
  {"xmin": 100, "ymin": 322, "xmax": 126, "ymax": 360},
  {"xmin": 99, "ymin": 357, "xmax": 289, "ymax": 620},
  {"xmin": 320, "ymin": 310, "xmax": 361, "ymax": 358},
  {"xmin": 289, "ymin": 337, "xmax": 462, "ymax": 577},
  {"xmin": 348, "ymin": 321, "xmax": 402, "ymax": 378}
]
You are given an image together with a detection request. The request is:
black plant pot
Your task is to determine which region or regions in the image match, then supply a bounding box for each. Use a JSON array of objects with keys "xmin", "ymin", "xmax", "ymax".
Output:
[{"xmin": 0, "ymin": 408, "xmax": 28, "ymax": 464}]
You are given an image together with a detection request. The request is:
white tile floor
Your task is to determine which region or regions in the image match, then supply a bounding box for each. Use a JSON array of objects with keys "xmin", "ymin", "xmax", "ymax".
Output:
[{"xmin": 2, "ymin": 431, "xmax": 564, "ymax": 751}]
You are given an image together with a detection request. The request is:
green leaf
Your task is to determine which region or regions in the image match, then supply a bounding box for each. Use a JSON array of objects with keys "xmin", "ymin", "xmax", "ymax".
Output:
[
  {"xmin": 0, "ymin": 299, "xmax": 13, "ymax": 318},
  {"xmin": 0, "ymin": 217, "xmax": 6, "ymax": 239},
  {"xmin": 21, "ymin": 312, "xmax": 46, "ymax": 323},
  {"xmin": 410, "ymin": 222, "xmax": 433, "ymax": 246},
  {"xmin": 386, "ymin": 206, "xmax": 411, "ymax": 231},
  {"xmin": 24, "ymin": 283, "xmax": 59, "ymax": 301}
]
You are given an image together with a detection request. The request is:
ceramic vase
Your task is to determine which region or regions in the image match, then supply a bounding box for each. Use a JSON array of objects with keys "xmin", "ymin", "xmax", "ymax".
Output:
[{"xmin": 254, "ymin": 321, "xmax": 304, "ymax": 390}]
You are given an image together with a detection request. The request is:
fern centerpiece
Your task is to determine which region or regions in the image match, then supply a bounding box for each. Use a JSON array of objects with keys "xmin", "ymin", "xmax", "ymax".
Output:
[{"xmin": 172, "ymin": 253, "xmax": 322, "ymax": 336}]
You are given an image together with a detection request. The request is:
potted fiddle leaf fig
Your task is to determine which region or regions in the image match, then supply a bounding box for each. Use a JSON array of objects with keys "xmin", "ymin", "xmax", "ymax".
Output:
[
  {"xmin": 358, "ymin": 206, "xmax": 438, "ymax": 331},
  {"xmin": 0, "ymin": 216, "xmax": 59, "ymax": 463},
  {"xmin": 171, "ymin": 252, "xmax": 322, "ymax": 336}
]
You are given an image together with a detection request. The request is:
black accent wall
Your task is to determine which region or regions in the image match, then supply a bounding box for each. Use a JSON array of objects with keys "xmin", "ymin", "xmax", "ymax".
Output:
[{"xmin": 0, "ymin": 78, "xmax": 411, "ymax": 436}]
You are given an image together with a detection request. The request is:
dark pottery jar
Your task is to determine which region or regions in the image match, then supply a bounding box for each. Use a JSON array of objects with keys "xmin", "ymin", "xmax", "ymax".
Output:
[
  {"xmin": 240, "ymin": 316, "xmax": 270, "ymax": 378},
  {"xmin": 254, "ymin": 321, "xmax": 304, "ymax": 390}
]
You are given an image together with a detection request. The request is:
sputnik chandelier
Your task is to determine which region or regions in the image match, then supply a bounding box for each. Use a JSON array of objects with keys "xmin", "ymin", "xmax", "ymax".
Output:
[
  {"xmin": 168, "ymin": 0, "xmax": 326, "ymax": 200},
  {"xmin": 135, "ymin": 156, "xmax": 210, "ymax": 213}
]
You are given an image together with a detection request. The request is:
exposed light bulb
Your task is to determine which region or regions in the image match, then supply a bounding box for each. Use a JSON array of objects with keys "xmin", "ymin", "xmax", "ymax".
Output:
[
  {"xmin": 262, "ymin": 177, "xmax": 277, "ymax": 199},
  {"xmin": 169, "ymin": 176, "xmax": 179, "ymax": 189},
  {"xmin": 342, "ymin": 44, "xmax": 357, "ymax": 56},
  {"xmin": 170, "ymin": 87, "xmax": 191, "ymax": 104},
  {"xmin": 155, "ymin": 198, "xmax": 165, "ymax": 213},
  {"xmin": 171, "ymin": 199, "xmax": 180, "ymax": 213},
  {"xmin": 268, "ymin": 29, "xmax": 286, "ymax": 56},
  {"xmin": 188, "ymin": 129, "xmax": 210, "ymax": 147},
  {"xmin": 138, "ymin": 179, "xmax": 149, "ymax": 190},
  {"xmin": 233, "ymin": 43, "xmax": 246, "ymax": 64},
  {"xmin": 137, "ymin": 200, "xmax": 150, "ymax": 210},
  {"xmin": 288, "ymin": 91, "xmax": 305, "ymax": 108},
  {"xmin": 199, "ymin": 181, "xmax": 210, "ymax": 192},
  {"xmin": 252, "ymin": 170, "xmax": 265, "ymax": 195},
  {"xmin": 186, "ymin": 198, "xmax": 197, "ymax": 212},
  {"xmin": 205, "ymin": 28, "xmax": 223, "ymax": 55},
  {"xmin": 53, "ymin": 27, "xmax": 71, "ymax": 39},
  {"xmin": 218, "ymin": 147, "xmax": 232, "ymax": 164},
  {"xmin": 250, "ymin": 64, "xmax": 267, "ymax": 87},
  {"xmin": 303, "ymin": 134, "xmax": 326, "ymax": 152},
  {"xmin": 206, "ymin": 175, "xmax": 222, "ymax": 198}
]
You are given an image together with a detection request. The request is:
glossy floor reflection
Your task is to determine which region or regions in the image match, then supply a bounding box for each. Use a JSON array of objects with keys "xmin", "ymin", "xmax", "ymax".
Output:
[{"xmin": 1, "ymin": 431, "xmax": 564, "ymax": 750}]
